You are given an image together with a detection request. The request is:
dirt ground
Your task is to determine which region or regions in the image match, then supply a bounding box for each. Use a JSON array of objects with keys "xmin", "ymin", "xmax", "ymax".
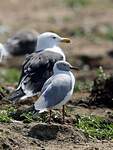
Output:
[
  {"xmin": 1, "ymin": 0, "xmax": 113, "ymax": 149},
  {"xmin": 1, "ymin": 117, "xmax": 113, "ymax": 150}
]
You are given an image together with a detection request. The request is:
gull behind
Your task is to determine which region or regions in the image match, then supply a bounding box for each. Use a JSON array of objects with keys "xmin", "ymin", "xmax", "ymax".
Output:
[{"xmin": 9, "ymin": 32, "xmax": 71, "ymax": 102}]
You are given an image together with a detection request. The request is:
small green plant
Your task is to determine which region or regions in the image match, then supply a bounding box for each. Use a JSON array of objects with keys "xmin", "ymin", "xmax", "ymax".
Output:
[
  {"xmin": 20, "ymin": 112, "xmax": 33, "ymax": 123},
  {"xmin": 75, "ymin": 115, "xmax": 113, "ymax": 140},
  {"xmin": 20, "ymin": 111, "xmax": 48, "ymax": 123},
  {"xmin": 64, "ymin": 0, "xmax": 90, "ymax": 8},
  {"xmin": 71, "ymin": 24, "xmax": 113, "ymax": 42},
  {"xmin": 96, "ymin": 66, "xmax": 108, "ymax": 80},
  {"xmin": 73, "ymin": 27, "xmax": 86, "ymax": 37},
  {"xmin": 33, "ymin": 112, "xmax": 49, "ymax": 123},
  {"xmin": 0, "ymin": 86, "xmax": 4, "ymax": 93},
  {"xmin": 63, "ymin": 16, "xmax": 72, "ymax": 22},
  {"xmin": 0, "ymin": 110, "xmax": 11, "ymax": 123},
  {"xmin": 7, "ymin": 106, "xmax": 16, "ymax": 115},
  {"xmin": 99, "ymin": 25, "xmax": 113, "ymax": 41},
  {"xmin": 0, "ymin": 68, "xmax": 20, "ymax": 83},
  {"xmin": 0, "ymin": 106, "xmax": 16, "ymax": 123},
  {"xmin": 75, "ymin": 80, "xmax": 93, "ymax": 92},
  {"xmin": 71, "ymin": 27, "xmax": 101, "ymax": 43}
]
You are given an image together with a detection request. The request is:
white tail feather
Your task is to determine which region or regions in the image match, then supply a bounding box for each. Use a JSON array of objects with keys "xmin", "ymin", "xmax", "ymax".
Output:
[{"xmin": 39, "ymin": 108, "xmax": 48, "ymax": 113}]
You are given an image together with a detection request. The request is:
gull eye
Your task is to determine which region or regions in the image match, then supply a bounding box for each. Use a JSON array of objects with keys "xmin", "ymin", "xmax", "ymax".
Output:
[{"xmin": 52, "ymin": 36, "xmax": 56, "ymax": 39}]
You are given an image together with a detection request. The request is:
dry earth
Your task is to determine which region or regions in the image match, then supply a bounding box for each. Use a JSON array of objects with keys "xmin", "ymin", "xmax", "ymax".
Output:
[{"xmin": 0, "ymin": 0, "xmax": 113, "ymax": 149}]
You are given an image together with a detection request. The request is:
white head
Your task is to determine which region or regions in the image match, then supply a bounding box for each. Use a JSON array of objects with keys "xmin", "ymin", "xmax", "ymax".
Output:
[
  {"xmin": 36, "ymin": 32, "xmax": 70, "ymax": 51},
  {"xmin": 53, "ymin": 60, "xmax": 79, "ymax": 74}
]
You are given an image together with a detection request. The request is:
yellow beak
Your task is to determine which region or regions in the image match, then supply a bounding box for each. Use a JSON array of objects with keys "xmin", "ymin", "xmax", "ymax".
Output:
[{"xmin": 60, "ymin": 38, "xmax": 71, "ymax": 43}]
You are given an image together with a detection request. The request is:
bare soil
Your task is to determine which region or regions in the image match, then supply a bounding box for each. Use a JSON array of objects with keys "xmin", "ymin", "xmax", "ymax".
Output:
[{"xmin": 1, "ymin": 0, "xmax": 113, "ymax": 149}]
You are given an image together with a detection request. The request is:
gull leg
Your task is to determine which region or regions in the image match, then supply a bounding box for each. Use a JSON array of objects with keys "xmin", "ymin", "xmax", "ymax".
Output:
[
  {"xmin": 49, "ymin": 109, "xmax": 52, "ymax": 124},
  {"xmin": 62, "ymin": 105, "xmax": 65, "ymax": 124}
]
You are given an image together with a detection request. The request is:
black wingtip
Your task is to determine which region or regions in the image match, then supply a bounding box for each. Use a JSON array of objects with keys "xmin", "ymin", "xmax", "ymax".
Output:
[{"xmin": 8, "ymin": 88, "xmax": 25, "ymax": 102}]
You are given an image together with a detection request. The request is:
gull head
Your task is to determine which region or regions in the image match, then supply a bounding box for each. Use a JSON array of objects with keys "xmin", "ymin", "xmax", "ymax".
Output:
[
  {"xmin": 36, "ymin": 32, "xmax": 71, "ymax": 51},
  {"xmin": 53, "ymin": 60, "xmax": 79, "ymax": 73}
]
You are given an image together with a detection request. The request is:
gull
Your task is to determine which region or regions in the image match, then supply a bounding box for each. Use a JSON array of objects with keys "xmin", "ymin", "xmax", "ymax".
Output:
[
  {"xmin": 0, "ymin": 30, "xmax": 38, "ymax": 62},
  {"xmin": 34, "ymin": 60, "xmax": 78, "ymax": 123},
  {"xmin": 9, "ymin": 32, "xmax": 70, "ymax": 101}
]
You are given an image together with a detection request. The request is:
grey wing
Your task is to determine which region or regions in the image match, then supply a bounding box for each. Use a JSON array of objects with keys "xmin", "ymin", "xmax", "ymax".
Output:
[{"xmin": 34, "ymin": 75, "xmax": 72, "ymax": 110}]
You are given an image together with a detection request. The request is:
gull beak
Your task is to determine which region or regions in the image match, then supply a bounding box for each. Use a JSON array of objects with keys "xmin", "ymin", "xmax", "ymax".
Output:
[
  {"xmin": 70, "ymin": 66, "xmax": 79, "ymax": 71},
  {"xmin": 60, "ymin": 38, "xmax": 71, "ymax": 43}
]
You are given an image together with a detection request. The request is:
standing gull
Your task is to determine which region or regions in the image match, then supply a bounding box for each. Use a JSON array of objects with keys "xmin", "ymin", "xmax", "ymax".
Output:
[
  {"xmin": 0, "ymin": 30, "xmax": 38, "ymax": 62},
  {"xmin": 34, "ymin": 61, "xmax": 78, "ymax": 123},
  {"xmin": 9, "ymin": 32, "xmax": 70, "ymax": 101}
]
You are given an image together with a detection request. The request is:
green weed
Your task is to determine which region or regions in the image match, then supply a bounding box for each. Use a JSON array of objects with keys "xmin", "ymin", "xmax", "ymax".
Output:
[
  {"xmin": 0, "ymin": 106, "xmax": 16, "ymax": 123},
  {"xmin": 71, "ymin": 25, "xmax": 113, "ymax": 42},
  {"xmin": 96, "ymin": 66, "xmax": 109, "ymax": 80},
  {"xmin": 75, "ymin": 80, "xmax": 93, "ymax": 92},
  {"xmin": 20, "ymin": 112, "xmax": 33, "ymax": 123},
  {"xmin": 75, "ymin": 115, "xmax": 113, "ymax": 140},
  {"xmin": 0, "ymin": 68, "xmax": 20, "ymax": 83},
  {"xmin": 104, "ymin": 26, "xmax": 113, "ymax": 40},
  {"xmin": 71, "ymin": 27, "xmax": 101, "ymax": 43},
  {"xmin": 64, "ymin": 0, "xmax": 90, "ymax": 8},
  {"xmin": 98, "ymin": 25, "xmax": 113, "ymax": 41},
  {"xmin": 0, "ymin": 110, "xmax": 11, "ymax": 123}
]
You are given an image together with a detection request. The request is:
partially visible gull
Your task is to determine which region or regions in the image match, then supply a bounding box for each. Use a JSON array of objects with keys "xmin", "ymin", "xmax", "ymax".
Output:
[
  {"xmin": 0, "ymin": 30, "xmax": 38, "ymax": 62},
  {"xmin": 34, "ymin": 60, "xmax": 79, "ymax": 123},
  {"xmin": 9, "ymin": 32, "xmax": 71, "ymax": 101}
]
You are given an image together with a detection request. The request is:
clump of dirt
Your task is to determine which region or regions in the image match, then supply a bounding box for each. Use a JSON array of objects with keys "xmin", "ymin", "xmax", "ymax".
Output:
[
  {"xmin": 0, "ymin": 122, "xmax": 87, "ymax": 149},
  {"xmin": 28, "ymin": 123, "xmax": 87, "ymax": 142},
  {"xmin": 0, "ymin": 123, "xmax": 42, "ymax": 150},
  {"xmin": 89, "ymin": 75, "xmax": 113, "ymax": 107}
]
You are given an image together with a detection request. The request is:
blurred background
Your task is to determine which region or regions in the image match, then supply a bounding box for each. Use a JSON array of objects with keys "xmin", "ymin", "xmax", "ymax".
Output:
[
  {"xmin": 1, "ymin": 1, "xmax": 113, "ymax": 147},
  {"xmin": 0, "ymin": 0, "xmax": 113, "ymax": 88}
]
